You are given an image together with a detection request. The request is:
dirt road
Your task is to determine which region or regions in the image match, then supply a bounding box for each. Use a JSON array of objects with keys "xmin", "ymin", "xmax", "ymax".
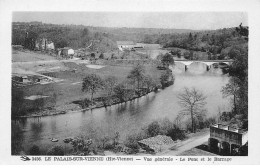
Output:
[{"xmin": 157, "ymin": 129, "xmax": 210, "ymax": 156}]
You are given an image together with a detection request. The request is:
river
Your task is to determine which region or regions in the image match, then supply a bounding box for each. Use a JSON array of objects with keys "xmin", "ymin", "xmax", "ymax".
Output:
[{"xmin": 12, "ymin": 62, "xmax": 231, "ymax": 152}]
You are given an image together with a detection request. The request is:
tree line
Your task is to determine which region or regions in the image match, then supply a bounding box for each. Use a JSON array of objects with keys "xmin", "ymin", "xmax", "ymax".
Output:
[{"xmin": 81, "ymin": 63, "xmax": 174, "ymax": 108}]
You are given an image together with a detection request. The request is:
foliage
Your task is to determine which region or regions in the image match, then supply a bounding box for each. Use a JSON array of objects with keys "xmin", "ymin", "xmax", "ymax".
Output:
[
  {"xmin": 82, "ymin": 74, "xmax": 104, "ymax": 105},
  {"xmin": 142, "ymin": 75, "xmax": 157, "ymax": 93},
  {"xmin": 11, "ymin": 123, "xmax": 24, "ymax": 155},
  {"xmin": 160, "ymin": 53, "xmax": 174, "ymax": 66},
  {"xmin": 221, "ymin": 77, "xmax": 240, "ymax": 113},
  {"xmin": 177, "ymin": 87, "xmax": 207, "ymax": 133},
  {"xmin": 11, "ymin": 88, "xmax": 25, "ymax": 117},
  {"xmin": 70, "ymin": 136, "xmax": 93, "ymax": 155},
  {"xmin": 101, "ymin": 76, "xmax": 118, "ymax": 106},
  {"xmin": 99, "ymin": 53, "xmax": 104, "ymax": 59},
  {"xmin": 114, "ymin": 82, "xmax": 135, "ymax": 103},
  {"xmin": 47, "ymin": 146, "xmax": 65, "ymax": 156},
  {"xmin": 222, "ymin": 44, "xmax": 248, "ymax": 117},
  {"xmin": 127, "ymin": 64, "xmax": 146, "ymax": 93},
  {"xmin": 170, "ymin": 49, "xmax": 181, "ymax": 58},
  {"xmin": 166, "ymin": 125, "xmax": 186, "ymax": 141},
  {"xmin": 28, "ymin": 145, "xmax": 41, "ymax": 155},
  {"xmin": 147, "ymin": 121, "xmax": 161, "ymax": 137},
  {"xmin": 160, "ymin": 69, "xmax": 174, "ymax": 89},
  {"xmin": 124, "ymin": 134, "xmax": 141, "ymax": 154}
]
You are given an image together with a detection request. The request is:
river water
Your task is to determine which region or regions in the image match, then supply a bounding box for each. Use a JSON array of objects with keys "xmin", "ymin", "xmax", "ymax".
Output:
[{"xmin": 12, "ymin": 62, "xmax": 231, "ymax": 152}]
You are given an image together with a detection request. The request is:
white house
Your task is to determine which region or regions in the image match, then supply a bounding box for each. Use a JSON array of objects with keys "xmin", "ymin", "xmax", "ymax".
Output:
[{"xmin": 117, "ymin": 41, "xmax": 136, "ymax": 51}]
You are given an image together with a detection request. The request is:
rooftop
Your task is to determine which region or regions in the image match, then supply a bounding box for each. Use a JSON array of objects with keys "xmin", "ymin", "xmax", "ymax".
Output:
[
  {"xmin": 211, "ymin": 124, "xmax": 247, "ymax": 134},
  {"xmin": 116, "ymin": 41, "xmax": 136, "ymax": 45}
]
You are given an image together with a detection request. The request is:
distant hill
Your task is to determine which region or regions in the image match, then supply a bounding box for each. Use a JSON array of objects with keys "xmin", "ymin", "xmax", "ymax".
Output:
[{"xmin": 12, "ymin": 21, "xmax": 247, "ymax": 58}]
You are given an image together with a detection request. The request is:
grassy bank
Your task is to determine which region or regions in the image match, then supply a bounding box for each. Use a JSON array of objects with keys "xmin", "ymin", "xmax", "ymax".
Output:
[{"xmin": 12, "ymin": 61, "xmax": 173, "ymax": 118}]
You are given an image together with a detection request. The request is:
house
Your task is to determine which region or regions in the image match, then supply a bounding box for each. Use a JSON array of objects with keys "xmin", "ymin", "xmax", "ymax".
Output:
[
  {"xmin": 117, "ymin": 41, "xmax": 136, "ymax": 51},
  {"xmin": 58, "ymin": 48, "xmax": 75, "ymax": 59},
  {"xmin": 35, "ymin": 38, "xmax": 55, "ymax": 50},
  {"xmin": 208, "ymin": 123, "xmax": 248, "ymax": 155},
  {"xmin": 21, "ymin": 76, "xmax": 29, "ymax": 83}
]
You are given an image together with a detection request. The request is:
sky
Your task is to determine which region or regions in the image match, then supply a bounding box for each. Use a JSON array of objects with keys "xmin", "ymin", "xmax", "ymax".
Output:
[{"xmin": 13, "ymin": 12, "xmax": 248, "ymax": 30}]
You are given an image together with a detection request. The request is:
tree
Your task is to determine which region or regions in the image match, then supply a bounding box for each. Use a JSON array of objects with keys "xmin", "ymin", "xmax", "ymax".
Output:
[
  {"xmin": 127, "ymin": 64, "xmax": 145, "ymax": 94},
  {"xmin": 147, "ymin": 121, "xmax": 161, "ymax": 137},
  {"xmin": 161, "ymin": 53, "xmax": 174, "ymax": 67},
  {"xmin": 99, "ymin": 53, "xmax": 104, "ymax": 59},
  {"xmin": 82, "ymin": 74, "xmax": 104, "ymax": 106},
  {"xmin": 183, "ymin": 51, "xmax": 190, "ymax": 60},
  {"xmin": 47, "ymin": 146, "xmax": 64, "ymax": 156},
  {"xmin": 223, "ymin": 45, "xmax": 248, "ymax": 117},
  {"xmin": 29, "ymin": 145, "xmax": 41, "ymax": 155},
  {"xmin": 221, "ymin": 77, "xmax": 240, "ymax": 114},
  {"xmin": 177, "ymin": 87, "xmax": 207, "ymax": 133},
  {"xmin": 114, "ymin": 82, "xmax": 134, "ymax": 103},
  {"xmin": 101, "ymin": 76, "xmax": 118, "ymax": 106},
  {"xmin": 189, "ymin": 50, "xmax": 194, "ymax": 60},
  {"xmin": 104, "ymin": 76, "xmax": 118, "ymax": 96},
  {"xmin": 160, "ymin": 69, "xmax": 174, "ymax": 89},
  {"xmin": 142, "ymin": 75, "xmax": 156, "ymax": 93}
]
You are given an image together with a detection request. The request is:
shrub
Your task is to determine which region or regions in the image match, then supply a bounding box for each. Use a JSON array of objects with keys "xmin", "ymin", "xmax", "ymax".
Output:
[
  {"xmin": 124, "ymin": 134, "xmax": 140, "ymax": 153},
  {"xmin": 147, "ymin": 121, "xmax": 161, "ymax": 137},
  {"xmin": 99, "ymin": 53, "xmax": 104, "ymax": 59},
  {"xmin": 29, "ymin": 145, "xmax": 41, "ymax": 155},
  {"xmin": 166, "ymin": 125, "xmax": 186, "ymax": 141},
  {"xmin": 47, "ymin": 146, "xmax": 65, "ymax": 156}
]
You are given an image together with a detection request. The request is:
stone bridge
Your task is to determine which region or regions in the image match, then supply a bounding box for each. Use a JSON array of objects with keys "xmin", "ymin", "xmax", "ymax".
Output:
[{"xmin": 174, "ymin": 60, "xmax": 233, "ymax": 71}]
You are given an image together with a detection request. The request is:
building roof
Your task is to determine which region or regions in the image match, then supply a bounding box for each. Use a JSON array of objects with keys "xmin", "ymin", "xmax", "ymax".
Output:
[
  {"xmin": 138, "ymin": 135, "xmax": 174, "ymax": 153},
  {"xmin": 116, "ymin": 41, "xmax": 136, "ymax": 45}
]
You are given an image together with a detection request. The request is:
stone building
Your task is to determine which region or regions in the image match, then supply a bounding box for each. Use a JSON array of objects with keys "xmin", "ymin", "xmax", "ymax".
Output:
[{"xmin": 208, "ymin": 124, "xmax": 248, "ymax": 156}]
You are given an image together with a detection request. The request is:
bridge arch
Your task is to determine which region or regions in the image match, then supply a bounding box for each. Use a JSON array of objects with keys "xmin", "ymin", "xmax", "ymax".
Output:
[{"xmin": 175, "ymin": 60, "xmax": 232, "ymax": 71}]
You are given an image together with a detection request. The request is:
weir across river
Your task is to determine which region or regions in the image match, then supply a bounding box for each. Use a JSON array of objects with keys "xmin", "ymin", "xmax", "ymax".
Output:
[{"xmin": 175, "ymin": 60, "xmax": 233, "ymax": 71}]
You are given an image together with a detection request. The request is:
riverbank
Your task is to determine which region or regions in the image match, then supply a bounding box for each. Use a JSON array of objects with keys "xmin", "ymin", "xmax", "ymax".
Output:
[{"xmin": 13, "ymin": 80, "xmax": 174, "ymax": 118}]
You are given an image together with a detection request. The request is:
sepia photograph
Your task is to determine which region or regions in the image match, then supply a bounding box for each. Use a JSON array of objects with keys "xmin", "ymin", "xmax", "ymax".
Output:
[{"xmin": 1, "ymin": 0, "xmax": 260, "ymax": 165}]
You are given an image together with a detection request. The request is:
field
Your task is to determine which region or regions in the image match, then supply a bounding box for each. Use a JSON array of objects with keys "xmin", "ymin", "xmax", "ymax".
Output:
[
  {"xmin": 12, "ymin": 50, "xmax": 57, "ymax": 62},
  {"xmin": 12, "ymin": 50, "xmax": 165, "ymax": 117}
]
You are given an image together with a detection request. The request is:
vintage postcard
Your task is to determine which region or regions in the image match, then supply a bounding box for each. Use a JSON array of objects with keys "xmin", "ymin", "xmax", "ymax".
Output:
[{"xmin": 0, "ymin": 0, "xmax": 260, "ymax": 165}]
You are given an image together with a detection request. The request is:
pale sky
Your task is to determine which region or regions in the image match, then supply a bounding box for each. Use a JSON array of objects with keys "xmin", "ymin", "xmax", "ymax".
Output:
[{"xmin": 13, "ymin": 12, "xmax": 248, "ymax": 30}]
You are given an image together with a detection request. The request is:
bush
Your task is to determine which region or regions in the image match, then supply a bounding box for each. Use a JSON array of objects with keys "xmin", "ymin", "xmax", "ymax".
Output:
[
  {"xmin": 47, "ymin": 146, "xmax": 65, "ymax": 156},
  {"xmin": 124, "ymin": 134, "xmax": 140, "ymax": 153},
  {"xmin": 29, "ymin": 145, "xmax": 41, "ymax": 155},
  {"xmin": 166, "ymin": 125, "xmax": 186, "ymax": 141},
  {"xmin": 147, "ymin": 121, "xmax": 161, "ymax": 137},
  {"xmin": 99, "ymin": 53, "xmax": 104, "ymax": 59}
]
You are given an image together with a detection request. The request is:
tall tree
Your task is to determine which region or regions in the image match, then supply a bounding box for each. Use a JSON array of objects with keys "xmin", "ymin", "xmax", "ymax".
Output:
[
  {"xmin": 177, "ymin": 87, "xmax": 207, "ymax": 133},
  {"xmin": 127, "ymin": 64, "xmax": 145, "ymax": 94},
  {"xmin": 101, "ymin": 76, "xmax": 118, "ymax": 106},
  {"xmin": 221, "ymin": 77, "xmax": 240, "ymax": 114},
  {"xmin": 82, "ymin": 74, "xmax": 104, "ymax": 105},
  {"xmin": 161, "ymin": 53, "xmax": 174, "ymax": 67},
  {"xmin": 222, "ymin": 45, "xmax": 248, "ymax": 116}
]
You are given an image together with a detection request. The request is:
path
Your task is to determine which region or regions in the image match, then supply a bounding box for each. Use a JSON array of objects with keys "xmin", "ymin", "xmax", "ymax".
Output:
[{"xmin": 157, "ymin": 129, "xmax": 210, "ymax": 156}]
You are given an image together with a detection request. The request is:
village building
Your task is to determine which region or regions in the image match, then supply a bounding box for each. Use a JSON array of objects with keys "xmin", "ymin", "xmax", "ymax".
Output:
[
  {"xmin": 58, "ymin": 47, "xmax": 75, "ymax": 59},
  {"xmin": 208, "ymin": 123, "xmax": 248, "ymax": 156},
  {"xmin": 35, "ymin": 38, "xmax": 55, "ymax": 51},
  {"xmin": 21, "ymin": 76, "xmax": 29, "ymax": 83},
  {"xmin": 117, "ymin": 41, "xmax": 144, "ymax": 51}
]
